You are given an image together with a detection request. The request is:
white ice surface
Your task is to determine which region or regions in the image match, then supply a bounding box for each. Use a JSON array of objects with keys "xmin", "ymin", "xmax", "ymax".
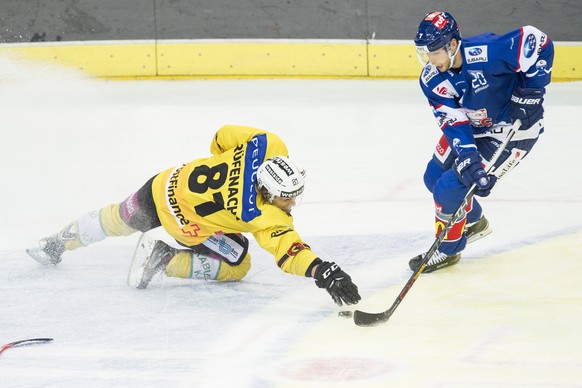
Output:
[{"xmin": 1, "ymin": 57, "xmax": 581, "ymax": 387}]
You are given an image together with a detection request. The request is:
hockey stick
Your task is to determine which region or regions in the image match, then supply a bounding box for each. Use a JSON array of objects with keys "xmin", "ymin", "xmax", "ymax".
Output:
[
  {"xmin": 353, "ymin": 119, "xmax": 521, "ymax": 327},
  {"xmin": 0, "ymin": 338, "xmax": 54, "ymax": 355}
]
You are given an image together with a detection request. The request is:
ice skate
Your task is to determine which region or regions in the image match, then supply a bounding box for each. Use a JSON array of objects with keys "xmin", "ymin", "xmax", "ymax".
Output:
[
  {"xmin": 409, "ymin": 250, "xmax": 461, "ymax": 273},
  {"xmin": 128, "ymin": 234, "xmax": 177, "ymax": 289},
  {"xmin": 26, "ymin": 234, "xmax": 66, "ymax": 265},
  {"xmin": 137, "ymin": 240, "xmax": 177, "ymax": 289},
  {"xmin": 466, "ymin": 215, "xmax": 492, "ymax": 244}
]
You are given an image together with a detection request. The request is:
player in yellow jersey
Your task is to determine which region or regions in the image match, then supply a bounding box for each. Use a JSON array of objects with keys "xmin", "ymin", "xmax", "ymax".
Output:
[{"xmin": 26, "ymin": 124, "xmax": 361, "ymax": 307}]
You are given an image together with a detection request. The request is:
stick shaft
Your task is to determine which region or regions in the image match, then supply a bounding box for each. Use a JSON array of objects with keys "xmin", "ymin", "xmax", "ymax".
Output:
[{"xmin": 354, "ymin": 120, "xmax": 521, "ymax": 327}]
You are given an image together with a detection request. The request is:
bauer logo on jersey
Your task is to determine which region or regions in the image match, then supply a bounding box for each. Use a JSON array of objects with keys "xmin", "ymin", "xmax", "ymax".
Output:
[{"xmin": 465, "ymin": 45, "xmax": 488, "ymax": 63}]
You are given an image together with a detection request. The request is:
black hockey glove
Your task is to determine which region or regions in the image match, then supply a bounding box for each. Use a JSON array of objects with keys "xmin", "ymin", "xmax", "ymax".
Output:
[
  {"xmin": 511, "ymin": 87, "xmax": 544, "ymax": 130},
  {"xmin": 314, "ymin": 261, "xmax": 361, "ymax": 307},
  {"xmin": 453, "ymin": 150, "xmax": 493, "ymax": 197}
]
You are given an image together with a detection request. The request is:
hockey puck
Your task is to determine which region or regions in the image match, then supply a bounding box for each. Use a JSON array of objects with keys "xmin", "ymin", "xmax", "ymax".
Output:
[{"xmin": 338, "ymin": 310, "xmax": 353, "ymax": 318}]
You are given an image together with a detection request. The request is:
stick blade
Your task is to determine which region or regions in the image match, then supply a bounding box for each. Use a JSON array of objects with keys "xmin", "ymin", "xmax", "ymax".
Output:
[
  {"xmin": 353, "ymin": 310, "xmax": 391, "ymax": 327},
  {"xmin": 11, "ymin": 338, "xmax": 54, "ymax": 348},
  {"xmin": 0, "ymin": 338, "xmax": 54, "ymax": 354}
]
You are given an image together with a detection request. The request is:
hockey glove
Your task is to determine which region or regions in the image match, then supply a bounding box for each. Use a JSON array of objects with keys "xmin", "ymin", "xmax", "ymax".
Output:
[
  {"xmin": 510, "ymin": 87, "xmax": 544, "ymax": 130},
  {"xmin": 453, "ymin": 150, "xmax": 492, "ymax": 197},
  {"xmin": 314, "ymin": 261, "xmax": 361, "ymax": 307}
]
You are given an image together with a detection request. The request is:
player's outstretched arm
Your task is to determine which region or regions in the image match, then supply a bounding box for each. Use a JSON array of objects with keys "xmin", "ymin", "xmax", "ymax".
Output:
[{"xmin": 313, "ymin": 261, "xmax": 361, "ymax": 306}]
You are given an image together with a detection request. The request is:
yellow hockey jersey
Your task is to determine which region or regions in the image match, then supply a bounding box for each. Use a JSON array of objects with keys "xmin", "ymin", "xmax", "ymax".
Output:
[{"xmin": 151, "ymin": 125, "xmax": 319, "ymax": 277}]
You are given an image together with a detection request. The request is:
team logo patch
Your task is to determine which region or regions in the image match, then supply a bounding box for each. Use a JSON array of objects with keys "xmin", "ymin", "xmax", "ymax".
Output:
[
  {"xmin": 528, "ymin": 59, "xmax": 551, "ymax": 77},
  {"xmin": 464, "ymin": 107, "xmax": 492, "ymax": 127}
]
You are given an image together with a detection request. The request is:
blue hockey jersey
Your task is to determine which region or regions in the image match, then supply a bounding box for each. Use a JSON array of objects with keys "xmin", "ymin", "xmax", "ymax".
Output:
[{"xmin": 419, "ymin": 25, "xmax": 554, "ymax": 156}]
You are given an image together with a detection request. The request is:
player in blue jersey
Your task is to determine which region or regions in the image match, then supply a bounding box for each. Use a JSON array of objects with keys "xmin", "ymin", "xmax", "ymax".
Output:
[{"xmin": 409, "ymin": 11, "xmax": 554, "ymax": 272}]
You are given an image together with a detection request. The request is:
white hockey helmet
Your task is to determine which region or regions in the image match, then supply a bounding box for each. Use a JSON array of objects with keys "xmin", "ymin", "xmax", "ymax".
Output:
[{"xmin": 256, "ymin": 156, "xmax": 306, "ymax": 203}]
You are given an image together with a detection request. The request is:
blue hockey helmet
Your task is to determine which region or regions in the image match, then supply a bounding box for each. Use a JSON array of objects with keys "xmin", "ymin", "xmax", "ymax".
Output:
[
  {"xmin": 414, "ymin": 11, "xmax": 461, "ymax": 52},
  {"xmin": 414, "ymin": 12, "xmax": 462, "ymax": 68}
]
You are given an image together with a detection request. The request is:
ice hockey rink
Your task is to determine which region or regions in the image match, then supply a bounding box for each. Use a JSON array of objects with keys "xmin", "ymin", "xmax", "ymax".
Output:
[{"xmin": 1, "ymin": 57, "xmax": 581, "ymax": 387}]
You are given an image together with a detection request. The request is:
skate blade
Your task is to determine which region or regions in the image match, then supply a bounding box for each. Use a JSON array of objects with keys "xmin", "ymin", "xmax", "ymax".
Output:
[
  {"xmin": 467, "ymin": 226, "xmax": 493, "ymax": 244},
  {"xmin": 26, "ymin": 248, "xmax": 59, "ymax": 265},
  {"xmin": 127, "ymin": 233, "xmax": 156, "ymax": 287}
]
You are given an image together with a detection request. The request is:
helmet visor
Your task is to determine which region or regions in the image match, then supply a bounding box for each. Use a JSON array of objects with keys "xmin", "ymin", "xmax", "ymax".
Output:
[
  {"xmin": 415, "ymin": 45, "xmax": 431, "ymax": 66},
  {"xmin": 272, "ymin": 190, "xmax": 304, "ymax": 212},
  {"xmin": 415, "ymin": 43, "xmax": 455, "ymax": 68}
]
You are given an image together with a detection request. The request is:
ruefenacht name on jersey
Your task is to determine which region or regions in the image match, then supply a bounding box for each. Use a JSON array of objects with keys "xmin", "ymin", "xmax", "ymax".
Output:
[{"xmin": 226, "ymin": 143, "xmax": 245, "ymax": 218}]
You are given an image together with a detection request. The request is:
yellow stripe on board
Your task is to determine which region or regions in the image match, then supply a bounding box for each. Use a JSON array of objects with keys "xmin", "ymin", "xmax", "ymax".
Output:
[
  {"xmin": 368, "ymin": 42, "xmax": 419, "ymax": 78},
  {"xmin": 0, "ymin": 40, "xmax": 580, "ymax": 80},
  {"xmin": 157, "ymin": 41, "xmax": 368, "ymax": 77},
  {"xmin": 552, "ymin": 45, "xmax": 582, "ymax": 81},
  {"xmin": 0, "ymin": 42, "xmax": 157, "ymax": 77}
]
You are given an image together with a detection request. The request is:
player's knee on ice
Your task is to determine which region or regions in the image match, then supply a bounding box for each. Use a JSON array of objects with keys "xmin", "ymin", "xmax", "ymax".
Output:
[{"xmin": 165, "ymin": 250, "xmax": 251, "ymax": 282}]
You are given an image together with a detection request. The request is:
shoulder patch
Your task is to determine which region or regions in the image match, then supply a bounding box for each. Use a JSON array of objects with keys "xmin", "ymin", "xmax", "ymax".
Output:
[
  {"xmin": 517, "ymin": 26, "xmax": 548, "ymax": 72},
  {"xmin": 421, "ymin": 64, "xmax": 439, "ymax": 86},
  {"xmin": 464, "ymin": 45, "xmax": 488, "ymax": 64},
  {"xmin": 431, "ymin": 79, "xmax": 457, "ymax": 99}
]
